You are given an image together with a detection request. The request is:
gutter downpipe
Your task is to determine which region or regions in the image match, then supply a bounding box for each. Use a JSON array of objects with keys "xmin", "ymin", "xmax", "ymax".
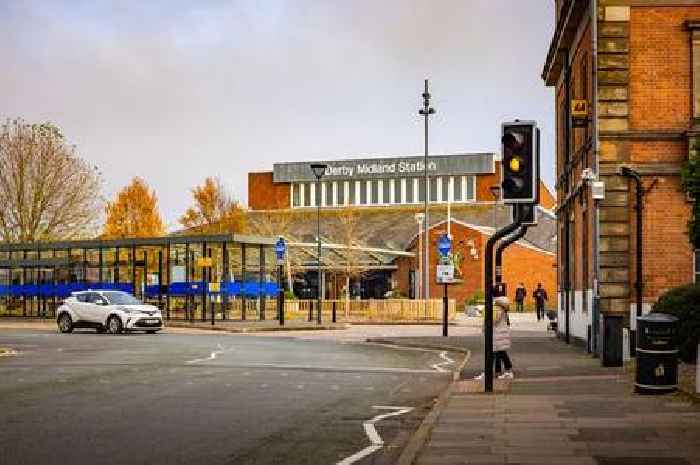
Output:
[
  {"xmin": 591, "ymin": 0, "xmax": 601, "ymax": 356},
  {"xmin": 564, "ymin": 47, "xmax": 572, "ymax": 345}
]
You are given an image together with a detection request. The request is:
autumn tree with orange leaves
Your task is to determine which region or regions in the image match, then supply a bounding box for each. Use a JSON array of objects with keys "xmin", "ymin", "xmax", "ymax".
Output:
[
  {"xmin": 102, "ymin": 177, "xmax": 165, "ymax": 238},
  {"xmin": 179, "ymin": 177, "xmax": 246, "ymax": 234}
]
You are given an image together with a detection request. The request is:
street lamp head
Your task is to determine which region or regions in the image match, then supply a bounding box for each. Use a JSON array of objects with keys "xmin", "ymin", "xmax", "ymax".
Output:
[{"xmin": 310, "ymin": 163, "xmax": 328, "ymax": 180}]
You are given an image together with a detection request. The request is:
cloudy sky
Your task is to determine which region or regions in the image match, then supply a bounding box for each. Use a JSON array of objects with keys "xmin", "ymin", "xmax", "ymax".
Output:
[{"xmin": 1, "ymin": 0, "xmax": 555, "ymax": 228}]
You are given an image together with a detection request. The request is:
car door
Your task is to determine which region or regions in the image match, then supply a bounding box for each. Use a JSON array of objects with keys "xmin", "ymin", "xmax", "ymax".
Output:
[
  {"xmin": 70, "ymin": 293, "xmax": 91, "ymax": 322},
  {"xmin": 84, "ymin": 292, "xmax": 107, "ymax": 324}
]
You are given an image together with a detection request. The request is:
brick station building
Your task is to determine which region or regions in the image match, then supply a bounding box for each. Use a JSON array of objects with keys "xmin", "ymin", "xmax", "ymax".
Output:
[
  {"xmin": 247, "ymin": 153, "xmax": 557, "ymax": 308},
  {"xmin": 543, "ymin": 1, "xmax": 700, "ymax": 348}
]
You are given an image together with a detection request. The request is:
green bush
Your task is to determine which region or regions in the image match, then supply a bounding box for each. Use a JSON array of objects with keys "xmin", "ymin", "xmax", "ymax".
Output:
[
  {"xmin": 466, "ymin": 289, "xmax": 485, "ymax": 306},
  {"xmin": 651, "ymin": 283, "xmax": 700, "ymax": 363}
]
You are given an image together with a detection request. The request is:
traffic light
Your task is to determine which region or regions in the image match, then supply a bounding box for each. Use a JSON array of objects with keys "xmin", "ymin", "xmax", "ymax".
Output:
[{"xmin": 501, "ymin": 121, "xmax": 539, "ymax": 204}]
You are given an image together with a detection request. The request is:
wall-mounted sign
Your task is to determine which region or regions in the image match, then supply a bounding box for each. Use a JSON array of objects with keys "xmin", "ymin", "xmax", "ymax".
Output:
[
  {"xmin": 273, "ymin": 153, "xmax": 495, "ymax": 182},
  {"xmin": 571, "ymin": 99, "xmax": 588, "ymax": 118}
]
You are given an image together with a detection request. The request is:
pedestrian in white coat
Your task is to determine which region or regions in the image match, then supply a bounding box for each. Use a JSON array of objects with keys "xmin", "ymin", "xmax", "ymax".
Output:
[
  {"xmin": 475, "ymin": 296, "xmax": 514, "ymax": 380},
  {"xmin": 493, "ymin": 296, "xmax": 513, "ymax": 379}
]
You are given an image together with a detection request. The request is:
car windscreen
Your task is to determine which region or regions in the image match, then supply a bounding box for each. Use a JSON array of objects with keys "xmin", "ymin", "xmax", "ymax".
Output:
[{"xmin": 102, "ymin": 292, "xmax": 142, "ymax": 305}]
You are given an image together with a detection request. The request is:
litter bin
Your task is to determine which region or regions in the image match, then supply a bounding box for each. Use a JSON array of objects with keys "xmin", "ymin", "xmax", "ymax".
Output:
[
  {"xmin": 635, "ymin": 313, "xmax": 678, "ymax": 394},
  {"xmin": 600, "ymin": 313, "xmax": 623, "ymax": 367}
]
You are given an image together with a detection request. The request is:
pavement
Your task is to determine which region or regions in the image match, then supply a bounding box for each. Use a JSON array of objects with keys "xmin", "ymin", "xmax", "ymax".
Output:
[
  {"xmin": 0, "ymin": 325, "xmax": 462, "ymax": 465},
  {"xmin": 373, "ymin": 315, "xmax": 700, "ymax": 465}
]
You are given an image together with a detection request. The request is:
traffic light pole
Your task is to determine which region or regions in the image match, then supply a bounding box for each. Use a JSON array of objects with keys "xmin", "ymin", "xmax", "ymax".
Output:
[
  {"xmin": 495, "ymin": 225, "xmax": 529, "ymax": 286},
  {"xmin": 484, "ymin": 209, "xmax": 523, "ymax": 393}
]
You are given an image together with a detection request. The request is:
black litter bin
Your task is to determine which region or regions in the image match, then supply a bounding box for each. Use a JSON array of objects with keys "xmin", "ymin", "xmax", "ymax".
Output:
[{"xmin": 635, "ymin": 313, "xmax": 678, "ymax": 394}]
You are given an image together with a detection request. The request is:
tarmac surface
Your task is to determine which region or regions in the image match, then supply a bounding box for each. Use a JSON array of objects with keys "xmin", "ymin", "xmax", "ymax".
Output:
[{"xmin": 0, "ymin": 327, "xmax": 459, "ymax": 465}]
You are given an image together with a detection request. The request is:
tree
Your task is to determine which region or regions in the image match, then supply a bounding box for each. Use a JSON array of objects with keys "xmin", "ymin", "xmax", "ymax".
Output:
[
  {"xmin": 0, "ymin": 118, "xmax": 102, "ymax": 242},
  {"xmin": 102, "ymin": 177, "xmax": 165, "ymax": 239},
  {"xmin": 335, "ymin": 210, "xmax": 373, "ymax": 317},
  {"xmin": 179, "ymin": 177, "xmax": 246, "ymax": 234}
]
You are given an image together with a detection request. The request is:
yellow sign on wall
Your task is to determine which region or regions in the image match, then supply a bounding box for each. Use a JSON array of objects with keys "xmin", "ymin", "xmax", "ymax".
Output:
[
  {"xmin": 571, "ymin": 99, "xmax": 588, "ymax": 118},
  {"xmin": 197, "ymin": 257, "xmax": 213, "ymax": 268},
  {"xmin": 208, "ymin": 282, "xmax": 220, "ymax": 293}
]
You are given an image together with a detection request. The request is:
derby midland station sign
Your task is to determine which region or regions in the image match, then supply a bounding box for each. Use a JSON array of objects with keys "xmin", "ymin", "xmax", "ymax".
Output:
[{"xmin": 273, "ymin": 153, "xmax": 495, "ymax": 183}]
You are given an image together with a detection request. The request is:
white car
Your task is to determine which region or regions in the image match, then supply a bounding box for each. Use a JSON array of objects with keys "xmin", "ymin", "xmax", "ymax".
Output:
[{"xmin": 56, "ymin": 290, "xmax": 163, "ymax": 334}]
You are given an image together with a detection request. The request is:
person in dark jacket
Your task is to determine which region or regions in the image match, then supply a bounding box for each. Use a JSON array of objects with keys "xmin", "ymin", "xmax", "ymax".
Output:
[
  {"xmin": 533, "ymin": 283, "xmax": 548, "ymax": 321},
  {"xmin": 514, "ymin": 283, "xmax": 526, "ymax": 313}
]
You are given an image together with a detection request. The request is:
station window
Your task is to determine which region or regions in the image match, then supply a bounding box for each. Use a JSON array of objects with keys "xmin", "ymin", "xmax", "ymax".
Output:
[
  {"xmin": 441, "ymin": 177, "xmax": 450, "ymax": 202},
  {"xmin": 466, "ymin": 175, "xmax": 475, "ymax": 201},
  {"xmin": 360, "ymin": 181, "xmax": 368, "ymax": 204},
  {"xmin": 394, "ymin": 179, "xmax": 402, "ymax": 204},
  {"xmin": 371, "ymin": 180, "xmax": 379, "ymax": 205},
  {"xmin": 337, "ymin": 181, "xmax": 345, "ymax": 205},
  {"xmin": 325, "ymin": 182, "xmax": 333, "ymax": 206},
  {"xmin": 418, "ymin": 178, "xmax": 425, "ymax": 202},
  {"xmin": 429, "ymin": 177, "xmax": 438, "ymax": 202},
  {"xmin": 303, "ymin": 183, "xmax": 311, "ymax": 207},
  {"xmin": 406, "ymin": 178, "xmax": 414, "ymax": 203},
  {"xmin": 349, "ymin": 181, "xmax": 357, "ymax": 205},
  {"xmin": 292, "ymin": 184, "xmax": 301, "ymax": 207},
  {"xmin": 382, "ymin": 180, "xmax": 391, "ymax": 204},
  {"xmin": 453, "ymin": 176, "xmax": 462, "ymax": 202}
]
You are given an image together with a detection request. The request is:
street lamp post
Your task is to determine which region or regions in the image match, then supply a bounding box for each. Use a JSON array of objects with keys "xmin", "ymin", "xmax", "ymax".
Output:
[
  {"xmin": 418, "ymin": 80, "xmax": 435, "ymax": 318},
  {"xmin": 310, "ymin": 163, "xmax": 327, "ymax": 325}
]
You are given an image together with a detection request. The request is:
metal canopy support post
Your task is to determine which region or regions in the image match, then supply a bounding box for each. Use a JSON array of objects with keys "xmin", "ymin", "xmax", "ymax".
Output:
[
  {"xmin": 484, "ymin": 209, "xmax": 523, "ymax": 393},
  {"xmin": 241, "ymin": 243, "xmax": 247, "ymax": 321},
  {"xmin": 166, "ymin": 243, "xmax": 171, "ymax": 319},
  {"xmin": 157, "ymin": 250, "xmax": 163, "ymax": 310},
  {"xmin": 202, "ymin": 242, "xmax": 207, "ymax": 323},
  {"xmin": 115, "ymin": 247, "xmax": 120, "ymax": 284},
  {"xmin": 222, "ymin": 242, "xmax": 228, "ymax": 321},
  {"xmin": 259, "ymin": 245, "xmax": 265, "ymax": 321},
  {"xmin": 131, "ymin": 245, "xmax": 136, "ymax": 297},
  {"xmin": 185, "ymin": 243, "xmax": 190, "ymax": 322}
]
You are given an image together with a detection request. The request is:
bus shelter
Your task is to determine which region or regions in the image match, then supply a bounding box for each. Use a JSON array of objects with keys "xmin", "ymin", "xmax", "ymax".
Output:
[{"xmin": 0, "ymin": 234, "xmax": 280, "ymax": 321}]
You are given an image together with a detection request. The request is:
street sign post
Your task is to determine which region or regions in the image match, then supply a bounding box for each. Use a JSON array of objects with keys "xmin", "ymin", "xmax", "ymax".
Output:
[
  {"xmin": 436, "ymin": 233, "xmax": 453, "ymax": 337},
  {"xmin": 275, "ymin": 237, "xmax": 286, "ymax": 326}
]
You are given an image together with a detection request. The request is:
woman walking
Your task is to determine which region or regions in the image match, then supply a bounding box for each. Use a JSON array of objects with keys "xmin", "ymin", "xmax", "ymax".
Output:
[{"xmin": 475, "ymin": 296, "xmax": 514, "ymax": 380}]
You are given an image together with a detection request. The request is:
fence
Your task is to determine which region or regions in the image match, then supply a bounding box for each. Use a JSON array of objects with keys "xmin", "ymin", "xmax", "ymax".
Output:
[{"xmin": 283, "ymin": 299, "xmax": 457, "ymax": 322}]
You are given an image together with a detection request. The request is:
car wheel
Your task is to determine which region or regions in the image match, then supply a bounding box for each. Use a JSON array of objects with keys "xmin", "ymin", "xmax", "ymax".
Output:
[
  {"xmin": 106, "ymin": 316, "xmax": 123, "ymax": 335},
  {"xmin": 57, "ymin": 313, "xmax": 73, "ymax": 333}
]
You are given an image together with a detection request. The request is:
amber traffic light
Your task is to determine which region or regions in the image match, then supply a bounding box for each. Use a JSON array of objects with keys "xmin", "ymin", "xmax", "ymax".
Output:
[{"xmin": 501, "ymin": 121, "xmax": 538, "ymax": 204}]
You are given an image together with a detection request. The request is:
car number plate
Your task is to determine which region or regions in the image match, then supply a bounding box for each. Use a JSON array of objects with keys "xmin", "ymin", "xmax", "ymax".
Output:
[{"xmin": 145, "ymin": 319, "xmax": 159, "ymax": 324}]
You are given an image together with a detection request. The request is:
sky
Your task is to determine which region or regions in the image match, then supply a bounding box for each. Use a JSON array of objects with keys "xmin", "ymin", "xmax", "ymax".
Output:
[{"xmin": 1, "ymin": 0, "xmax": 556, "ymax": 229}]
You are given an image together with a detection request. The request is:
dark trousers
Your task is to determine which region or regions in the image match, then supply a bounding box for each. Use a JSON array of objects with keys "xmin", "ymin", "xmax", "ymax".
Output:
[
  {"xmin": 494, "ymin": 351, "xmax": 512, "ymax": 374},
  {"xmin": 515, "ymin": 300, "xmax": 524, "ymax": 313},
  {"xmin": 536, "ymin": 303, "xmax": 545, "ymax": 321}
]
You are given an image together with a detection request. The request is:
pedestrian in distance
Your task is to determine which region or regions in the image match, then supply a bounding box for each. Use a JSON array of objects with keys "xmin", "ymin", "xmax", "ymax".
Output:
[
  {"xmin": 514, "ymin": 283, "xmax": 526, "ymax": 313},
  {"xmin": 533, "ymin": 283, "xmax": 548, "ymax": 322},
  {"xmin": 475, "ymin": 296, "xmax": 514, "ymax": 380}
]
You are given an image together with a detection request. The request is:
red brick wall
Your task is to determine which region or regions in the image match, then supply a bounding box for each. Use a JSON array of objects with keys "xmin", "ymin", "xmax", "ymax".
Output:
[
  {"xmin": 397, "ymin": 221, "xmax": 556, "ymax": 308},
  {"xmin": 629, "ymin": 7, "xmax": 700, "ymax": 131},
  {"xmin": 248, "ymin": 172, "xmax": 290, "ymax": 210}
]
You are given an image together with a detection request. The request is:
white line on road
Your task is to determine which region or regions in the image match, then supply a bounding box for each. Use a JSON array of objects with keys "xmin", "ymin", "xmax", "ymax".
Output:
[
  {"xmin": 337, "ymin": 405, "xmax": 413, "ymax": 465},
  {"xmin": 431, "ymin": 351, "xmax": 454, "ymax": 372},
  {"xmin": 185, "ymin": 344, "xmax": 228, "ymax": 364}
]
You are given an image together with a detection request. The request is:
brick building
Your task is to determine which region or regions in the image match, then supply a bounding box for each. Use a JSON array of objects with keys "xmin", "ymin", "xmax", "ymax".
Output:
[
  {"xmin": 543, "ymin": 0, "xmax": 699, "ymax": 348},
  {"xmin": 247, "ymin": 153, "xmax": 557, "ymax": 307}
]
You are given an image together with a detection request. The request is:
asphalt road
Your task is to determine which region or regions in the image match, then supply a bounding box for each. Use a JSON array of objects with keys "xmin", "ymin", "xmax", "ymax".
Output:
[{"xmin": 0, "ymin": 328, "xmax": 458, "ymax": 465}]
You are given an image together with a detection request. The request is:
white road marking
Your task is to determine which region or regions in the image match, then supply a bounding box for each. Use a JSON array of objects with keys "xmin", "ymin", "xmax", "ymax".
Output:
[
  {"xmin": 296, "ymin": 384, "xmax": 304, "ymax": 389},
  {"xmin": 185, "ymin": 344, "xmax": 228, "ymax": 364},
  {"xmin": 431, "ymin": 351, "xmax": 454, "ymax": 372},
  {"xmin": 337, "ymin": 406, "xmax": 413, "ymax": 465}
]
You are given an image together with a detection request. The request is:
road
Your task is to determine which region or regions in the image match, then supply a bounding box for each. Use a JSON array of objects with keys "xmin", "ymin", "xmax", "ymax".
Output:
[{"xmin": 0, "ymin": 328, "xmax": 459, "ymax": 465}]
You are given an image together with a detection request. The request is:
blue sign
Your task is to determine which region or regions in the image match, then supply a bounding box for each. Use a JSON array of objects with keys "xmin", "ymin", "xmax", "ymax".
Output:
[
  {"xmin": 437, "ymin": 233, "xmax": 452, "ymax": 257},
  {"xmin": 275, "ymin": 237, "xmax": 286, "ymax": 261}
]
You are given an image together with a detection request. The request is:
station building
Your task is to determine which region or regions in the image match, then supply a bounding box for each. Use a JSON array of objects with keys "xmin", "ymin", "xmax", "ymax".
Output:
[
  {"xmin": 542, "ymin": 1, "xmax": 700, "ymax": 348},
  {"xmin": 247, "ymin": 153, "xmax": 558, "ymax": 307}
]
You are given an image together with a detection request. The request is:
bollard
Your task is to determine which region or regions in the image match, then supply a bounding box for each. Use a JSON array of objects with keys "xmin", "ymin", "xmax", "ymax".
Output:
[{"xmin": 332, "ymin": 301, "xmax": 337, "ymax": 323}]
